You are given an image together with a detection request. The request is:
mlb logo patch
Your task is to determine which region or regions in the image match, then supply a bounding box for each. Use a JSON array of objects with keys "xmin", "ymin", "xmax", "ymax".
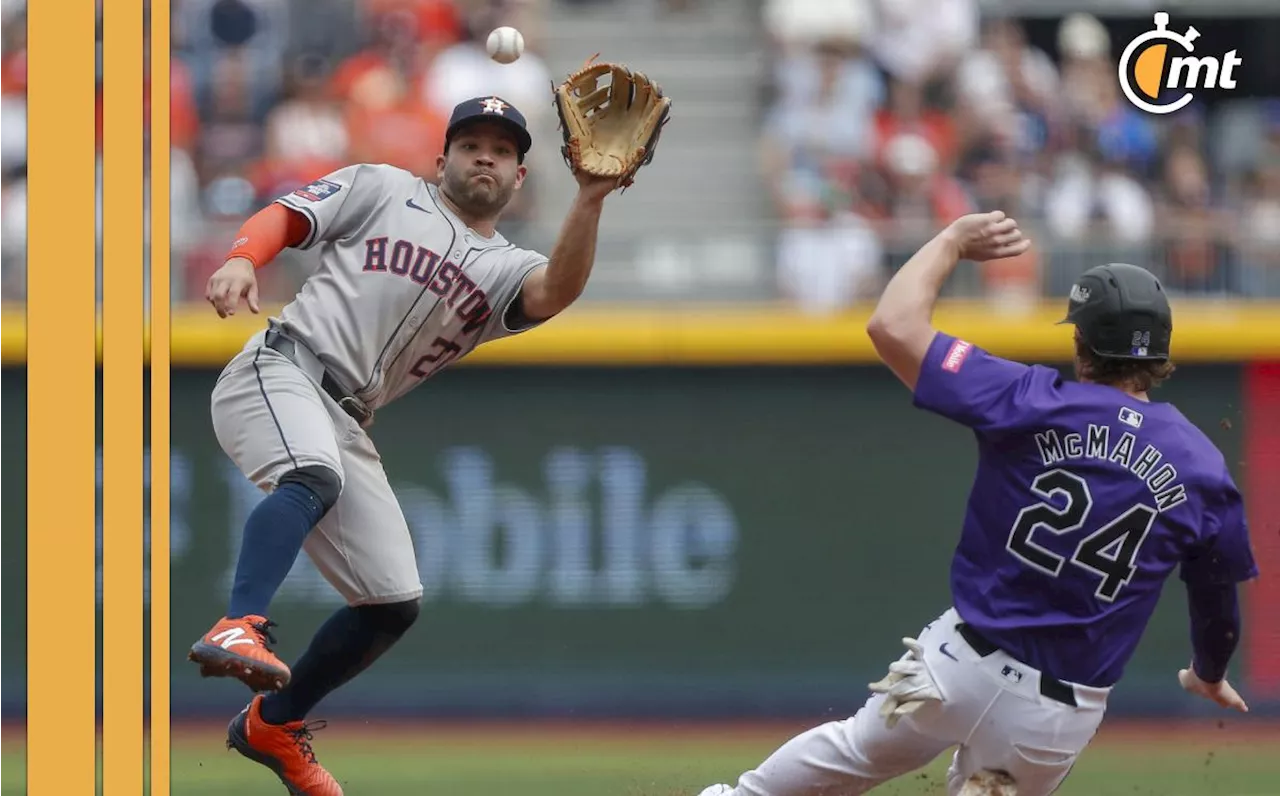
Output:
[
  {"xmin": 1000, "ymin": 665, "xmax": 1024, "ymax": 684},
  {"xmin": 942, "ymin": 339, "xmax": 974, "ymax": 373},
  {"xmin": 1119, "ymin": 407, "xmax": 1144, "ymax": 429},
  {"xmin": 292, "ymin": 178, "xmax": 343, "ymax": 202}
]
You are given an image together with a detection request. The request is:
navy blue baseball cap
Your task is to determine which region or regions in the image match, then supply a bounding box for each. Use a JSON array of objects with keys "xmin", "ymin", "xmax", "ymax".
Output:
[{"xmin": 445, "ymin": 96, "xmax": 532, "ymax": 158}]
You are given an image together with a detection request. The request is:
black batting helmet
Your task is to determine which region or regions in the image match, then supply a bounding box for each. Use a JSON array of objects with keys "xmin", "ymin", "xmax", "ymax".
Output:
[{"xmin": 1059, "ymin": 263, "xmax": 1172, "ymax": 361}]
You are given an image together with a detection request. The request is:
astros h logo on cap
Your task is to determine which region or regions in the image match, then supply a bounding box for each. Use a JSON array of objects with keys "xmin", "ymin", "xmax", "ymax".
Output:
[{"xmin": 1118, "ymin": 12, "xmax": 1242, "ymax": 115}]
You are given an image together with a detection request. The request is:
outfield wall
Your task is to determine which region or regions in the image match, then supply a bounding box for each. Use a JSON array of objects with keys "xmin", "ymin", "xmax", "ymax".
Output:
[{"xmin": 2, "ymin": 357, "xmax": 1276, "ymax": 719}]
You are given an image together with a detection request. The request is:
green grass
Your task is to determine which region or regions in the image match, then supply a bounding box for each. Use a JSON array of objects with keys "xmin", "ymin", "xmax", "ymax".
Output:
[{"xmin": 3, "ymin": 721, "xmax": 1278, "ymax": 795}]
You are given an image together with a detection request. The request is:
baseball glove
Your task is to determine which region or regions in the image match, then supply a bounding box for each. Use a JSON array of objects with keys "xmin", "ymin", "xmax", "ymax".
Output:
[{"xmin": 553, "ymin": 56, "xmax": 672, "ymax": 189}]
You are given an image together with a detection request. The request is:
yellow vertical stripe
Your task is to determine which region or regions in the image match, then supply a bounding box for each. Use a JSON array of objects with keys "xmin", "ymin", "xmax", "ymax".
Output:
[
  {"xmin": 149, "ymin": 0, "xmax": 173, "ymax": 792},
  {"xmin": 26, "ymin": 0, "xmax": 98, "ymax": 793},
  {"xmin": 102, "ymin": 0, "xmax": 146, "ymax": 794}
]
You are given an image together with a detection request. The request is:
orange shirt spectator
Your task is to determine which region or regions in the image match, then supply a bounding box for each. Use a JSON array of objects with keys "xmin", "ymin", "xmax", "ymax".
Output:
[
  {"xmin": 248, "ymin": 55, "xmax": 349, "ymax": 200},
  {"xmin": 873, "ymin": 78, "xmax": 958, "ymax": 172},
  {"xmin": 343, "ymin": 65, "xmax": 447, "ymax": 179},
  {"xmin": 331, "ymin": 3, "xmax": 460, "ymax": 106},
  {"xmin": 359, "ymin": 0, "xmax": 462, "ymax": 47},
  {"xmin": 1, "ymin": 10, "xmax": 26, "ymax": 95},
  {"xmin": 331, "ymin": 49, "xmax": 399, "ymax": 102},
  {"xmin": 168, "ymin": 58, "xmax": 202, "ymax": 152},
  {"xmin": 1, "ymin": 47, "xmax": 26, "ymax": 96}
]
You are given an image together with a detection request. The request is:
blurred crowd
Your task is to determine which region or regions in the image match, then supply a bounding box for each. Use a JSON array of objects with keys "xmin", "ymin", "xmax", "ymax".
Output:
[
  {"xmin": 167, "ymin": 0, "xmax": 567, "ymax": 304},
  {"xmin": 1, "ymin": 0, "xmax": 25, "ymax": 299},
  {"xmin": 1, "ymin": 0, "xmax": 558, "ymax": 303},
  {"xmin": 2, "ymin": 0, "xmax": 1280, "ymax": 310},
  {"xmin": 763, "ymin": 0, "xmax": 1280, "ymax": 313}
]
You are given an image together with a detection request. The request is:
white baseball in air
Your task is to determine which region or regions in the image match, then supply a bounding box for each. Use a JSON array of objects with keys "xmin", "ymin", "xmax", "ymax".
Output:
[{"xmin": 486, "ymin": 26, "xmax": 524, "ymax": 64}]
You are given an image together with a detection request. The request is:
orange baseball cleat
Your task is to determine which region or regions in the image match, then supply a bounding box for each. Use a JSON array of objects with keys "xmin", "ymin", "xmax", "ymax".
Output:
[
  {"xmin": 188, "ymin": 615, "xmax": 291, "ymax": 692},
  {"xmin": 227, "ymin": 694, "xmax": 343, "ymax": 796}
]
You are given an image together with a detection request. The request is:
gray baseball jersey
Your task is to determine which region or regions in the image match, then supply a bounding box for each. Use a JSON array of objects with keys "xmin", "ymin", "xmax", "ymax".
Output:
[
  {"xmin": 209, "ymin": 163, "xmax": 550, "ymax": 606},
  {"xmin": 274, "ymin": 164, "xmax": 548, "ymax": 409}
]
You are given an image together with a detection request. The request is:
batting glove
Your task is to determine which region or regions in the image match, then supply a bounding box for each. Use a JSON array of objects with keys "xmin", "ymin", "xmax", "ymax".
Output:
[{"xmin": 868, "ymin": 637, "xmax": 944, "ymax": 729}]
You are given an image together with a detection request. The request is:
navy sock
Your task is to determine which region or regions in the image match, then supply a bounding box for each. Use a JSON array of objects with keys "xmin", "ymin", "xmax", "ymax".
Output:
[
  {"xmin": 226, "ymin": 482, "xmax": 328, "ymax": 619},
  {"xmin": 259, "ymin": 602, "xmax": 418, "ymax": 725}
]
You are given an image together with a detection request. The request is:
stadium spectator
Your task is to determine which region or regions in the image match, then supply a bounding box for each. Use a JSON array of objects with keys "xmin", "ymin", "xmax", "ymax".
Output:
[
  {"xmin": 761, "ymin": 34, "xmax": 881, "ymax": 213},
  {"xmin": 761, "ymin": 16, "xmax": 885, "ymax": 314},
  {"xmin": 866, "ymin": 132, "xmax": 972, "ymax": 244},
  {"xmin": 15, "ymin": 3, "xmax": 1278, "ymax": 308},
  {"xmin": 775, "ymin": 187, "xmax": 885, "ymax": 315},
  {"xmin": 954, "ymin": 17, "xmax": 1059, "ymax": 163},
  {"xmin": 1043, "ymin": 63, "xmax": 1157, "ymax": 247},
  {"xmin": 0, "ymin": 4, "xmax": 25, "ymax": 97},
  {"xmin": 330, "ymin": 3, "xmax": 454, "ymax": 105},
  {"xmin": 283, "ymin": 0, "xmax": 364, "ymax": 62},
  {"xmin": 872, "ymin": 77, "xmax": 959, "ymax": 175},
  {"xmin": 341, "ymin": 56, "xmax": 447, "ymax": 181},
  {"xmin": 1239, "ymin": 149, "xmax": 1280, "ymax": 294},
  {"xmin": 0, "ymin": 99, "xmax": 22, "ymax": 179},
  {"xmin": 167, "ymin": 57, "xmax": 203, "ymax": 154},
  {"xmin": 763, "ymin": 0, "xmax": 874, "ymax": 53},
  {"xmin": 197, "ymin": 50, "xmax": 266, "ymax": 185},
  {"xmin": 1, "ymin": 177, "xmax": 25, "ymax": 299},
  {"xmin": 177, "ymin": 0, "xmax": 290, "ymax": 123},
  {"xmin": 868, "ymin": 0, "xmax": 978, "ymax": 88},
  {"xmin": 1056, "ymin": 12, "xmax": 1113, "ymax": 129},
  {"xmin": 1043, "ymin": 148, "xmax": 1155, "ymax": 247},
  {"xmin": 421, "ymin": 1, "xmax": 550, "ymax": 122},
  {"xmin": 1155, "ymin": 144, "xmax": 1233, "ymax": 293},
  {"xmin": 957, "ymin": 135, "xmax": 1043, "ymax": 304},
  {"xmin": 248, "ymin": 54, "xmax": 350, "ymax": 203},
  {"xmin": 420, "ymin": 0, "xmax": 551, "ymax": 236}
]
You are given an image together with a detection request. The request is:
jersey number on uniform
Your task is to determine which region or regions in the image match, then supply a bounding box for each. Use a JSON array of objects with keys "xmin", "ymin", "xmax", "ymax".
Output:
[
  {"xmin": 1006, "ymin": 469, "xmax": 1156, "ymax": 602},
  {"xmin": 409, "ymin": 336, "xmax": 463, "ymax": 379}
]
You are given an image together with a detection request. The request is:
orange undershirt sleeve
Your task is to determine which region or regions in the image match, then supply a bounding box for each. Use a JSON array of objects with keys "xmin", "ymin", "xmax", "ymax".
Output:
[{"xmin": 225, "ymin": 203, "xmax": 313, "ymax": 269}]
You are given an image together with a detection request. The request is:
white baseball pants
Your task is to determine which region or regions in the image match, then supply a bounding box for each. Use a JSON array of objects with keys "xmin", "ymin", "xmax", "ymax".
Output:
[{"xmin": 720, "ymin": 608, "xmax": 1110, "ymax": 796}]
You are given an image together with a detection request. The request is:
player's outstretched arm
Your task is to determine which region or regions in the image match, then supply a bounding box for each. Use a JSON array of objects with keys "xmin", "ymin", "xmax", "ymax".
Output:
[
  {"xmin": 867, "ymin": 211, "xmax": 1030, "ymax": 390},
  {"xmin": 206, "ymin": 204, "xmax": 311, "ymax": 318},
  {"xmin": 517, "ymin": 172, "xmax": 619, "ymax": 322}
]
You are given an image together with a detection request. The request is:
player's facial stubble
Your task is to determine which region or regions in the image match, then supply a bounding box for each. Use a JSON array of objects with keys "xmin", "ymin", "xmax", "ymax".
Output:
[
  {"xmin": 438, "ymin": 131, "xmax": 524, "ymax": 221},
  {"xmin": 442, "ymin": 163, "xmax": 514, "ymax": 217}
]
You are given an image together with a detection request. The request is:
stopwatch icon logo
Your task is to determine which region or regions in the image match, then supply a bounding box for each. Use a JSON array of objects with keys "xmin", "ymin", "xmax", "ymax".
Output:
[{"xmin": 1117, "ymin": 12, "xmax": 1242, "ymax": 115}]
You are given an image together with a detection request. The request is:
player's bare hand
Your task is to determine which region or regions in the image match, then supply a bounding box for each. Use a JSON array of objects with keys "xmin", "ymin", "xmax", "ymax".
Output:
[
  {"xmin": 206, "ymin": 257, "xmax": 261, "ymax": 318},
  {"xmin": 1178, "ymin": 665, "xmax": 1249, "ymax": 713},
  {"xmin": 573, "ymin": 169, "xmax": 621, "ymax": 202},
  {"xmin": 944, "ymin": 211, "xmax": 1032, "ymax": 262}
]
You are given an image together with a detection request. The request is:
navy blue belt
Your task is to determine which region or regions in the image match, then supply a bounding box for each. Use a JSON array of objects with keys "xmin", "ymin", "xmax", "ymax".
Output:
[
  {"xmin": 956, "ymin": 623, "xmax": 1078, "ymax": 707},
  {"xmin": 264, "ymin": 328, "xmax": 373, "ymax": 426}
]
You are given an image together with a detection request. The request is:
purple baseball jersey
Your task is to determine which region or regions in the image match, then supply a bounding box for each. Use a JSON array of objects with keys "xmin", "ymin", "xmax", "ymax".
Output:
[{"xmin": 913, "ymin": 333, "xmax": 1258, "ymax": 687}]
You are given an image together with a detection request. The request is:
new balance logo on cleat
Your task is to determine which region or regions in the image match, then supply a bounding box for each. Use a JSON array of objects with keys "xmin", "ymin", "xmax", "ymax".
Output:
[
  {"xmin": 189, "ymin": 616, "xmax": 292, "ymax": 692},
  {"xmin": 211, "ymin": 628, "xmax": 256, "ymax": 649}
]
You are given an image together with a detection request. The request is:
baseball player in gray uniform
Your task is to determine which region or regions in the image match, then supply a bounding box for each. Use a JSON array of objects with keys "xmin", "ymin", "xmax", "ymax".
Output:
[{"xmin": 188, "ymin": 95, "xmax": 622, "ymax": 795}]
